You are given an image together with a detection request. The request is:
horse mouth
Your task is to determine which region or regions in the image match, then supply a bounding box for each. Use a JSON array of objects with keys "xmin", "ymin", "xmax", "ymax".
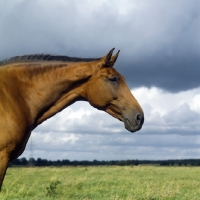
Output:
[{"xmin": 124, "ymin": 118, "xmax": 143, "ymax": 133}]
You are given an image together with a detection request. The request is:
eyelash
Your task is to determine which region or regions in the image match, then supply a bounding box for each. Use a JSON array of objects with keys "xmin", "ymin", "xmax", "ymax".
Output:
[{"xmin": 108, "ymin": 76, "xmax": 119, "ymax": 83}]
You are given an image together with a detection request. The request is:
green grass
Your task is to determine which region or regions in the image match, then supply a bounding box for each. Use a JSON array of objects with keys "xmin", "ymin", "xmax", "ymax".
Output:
[{"xmin": 1, "ymin": 166, "xmax": 200, "ymax": 199}]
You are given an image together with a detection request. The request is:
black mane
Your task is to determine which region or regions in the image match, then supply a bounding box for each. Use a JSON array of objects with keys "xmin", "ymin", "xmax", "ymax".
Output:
[{"xmin": 0, "ymin": 54, "xmax": 101, "ymax": 66}]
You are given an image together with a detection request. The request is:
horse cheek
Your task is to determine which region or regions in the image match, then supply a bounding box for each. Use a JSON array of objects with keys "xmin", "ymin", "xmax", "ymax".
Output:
[
  {"xmin": 98, "ymin": 83, "xmax": 114, "ymax": 106},
  {"xmin": 87, "ymin": 82, "xmax": 109, "ymax": 108}
]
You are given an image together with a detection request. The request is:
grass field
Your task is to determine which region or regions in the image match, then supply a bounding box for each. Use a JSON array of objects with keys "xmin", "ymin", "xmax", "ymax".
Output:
[{"xmin": 1, "ymin": 166, "xmax": 200, "ymax": 199}]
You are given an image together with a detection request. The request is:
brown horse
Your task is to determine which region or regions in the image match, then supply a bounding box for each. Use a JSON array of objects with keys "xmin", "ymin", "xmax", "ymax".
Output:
[{"xmin": 0, "ymin": 48, "xmax": 144, "ymax": 189}]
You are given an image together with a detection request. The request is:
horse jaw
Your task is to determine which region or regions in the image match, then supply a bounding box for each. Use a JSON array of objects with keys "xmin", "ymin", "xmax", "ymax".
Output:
[{"xmin": 105, "ymin": 106, "xmax": 144, "ymax": 133}]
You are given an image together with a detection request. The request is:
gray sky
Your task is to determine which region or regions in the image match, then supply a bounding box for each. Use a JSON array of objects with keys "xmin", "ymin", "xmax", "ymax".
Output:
[{"xmin": 1, "ymin": 0, "xmax": 200, "ymax": 161}]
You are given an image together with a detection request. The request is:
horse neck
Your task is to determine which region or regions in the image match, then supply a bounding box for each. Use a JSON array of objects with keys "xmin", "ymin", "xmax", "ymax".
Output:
[{"xmin": 15, "ymin": 61, "xmax": 95, "ymax": 127}]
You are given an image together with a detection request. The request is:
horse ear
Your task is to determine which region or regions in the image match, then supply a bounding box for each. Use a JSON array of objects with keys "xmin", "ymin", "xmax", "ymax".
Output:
[
  {"xmin": 99, "ymin": 48, "xmax": 116, "ymax": 68},
  {"xmin": 110, "ymin": 50, "xmax": 120, "ymax": 65}
]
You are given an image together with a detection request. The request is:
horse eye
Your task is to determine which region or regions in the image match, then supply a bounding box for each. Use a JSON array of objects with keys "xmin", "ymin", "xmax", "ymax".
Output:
[{"xmin": 108, "ymin": 76, "xmax": 119, "ymax": 83}]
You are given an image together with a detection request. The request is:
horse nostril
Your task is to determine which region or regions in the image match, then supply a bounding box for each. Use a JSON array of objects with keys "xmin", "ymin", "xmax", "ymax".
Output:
[{"xmin": 136, "ymin": 114, "xmax": 144, "ymax": 125}]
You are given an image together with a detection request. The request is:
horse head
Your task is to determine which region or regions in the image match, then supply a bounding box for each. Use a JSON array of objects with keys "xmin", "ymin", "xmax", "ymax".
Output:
[{"xmin": 85, "ymin": 48, "xmax": 144, "ymax": 133}]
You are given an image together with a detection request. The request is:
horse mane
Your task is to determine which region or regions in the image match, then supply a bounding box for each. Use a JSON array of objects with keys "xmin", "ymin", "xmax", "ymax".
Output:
[{"xmin": 0, "ymin": 54, "xmax": 101, "ymax": 66}]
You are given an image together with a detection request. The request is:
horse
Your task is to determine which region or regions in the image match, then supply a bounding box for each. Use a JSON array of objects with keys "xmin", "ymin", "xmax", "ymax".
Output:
[{"xmin": 0, "ymin": 48, "xmax": 144, "ymax": 189}]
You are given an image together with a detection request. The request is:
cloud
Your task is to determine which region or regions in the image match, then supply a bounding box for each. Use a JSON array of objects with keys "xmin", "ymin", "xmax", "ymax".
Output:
[
  {"xmin": 19, "ymin": 86, "xmax": 200, "ymax": 160},
  {"xmin": 23, "ymin": 132, "xmax": 200, "ymax": 160},
  {"xmin": 135, "ymin": 87, "xmax": 200, "ymax": 135},
  {"xmin": 33, "ymin": 86, "xmax": 200, "ymax": 136}
]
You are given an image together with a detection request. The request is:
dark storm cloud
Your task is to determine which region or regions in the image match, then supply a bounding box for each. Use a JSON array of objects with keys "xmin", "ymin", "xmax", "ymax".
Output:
[
  {"xmin": 0, "ymin": 0, "xmax": 199, "ymax": 92},
  {"xmin": 118, "ymin": 55, "xmax": 200, "ymax": 92}
]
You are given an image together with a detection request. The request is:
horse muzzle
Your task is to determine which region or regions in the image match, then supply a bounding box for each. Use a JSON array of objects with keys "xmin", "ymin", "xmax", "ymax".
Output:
[{"xmin": 124, "ymin": 113, "xmax": 144, "ymax": 133}]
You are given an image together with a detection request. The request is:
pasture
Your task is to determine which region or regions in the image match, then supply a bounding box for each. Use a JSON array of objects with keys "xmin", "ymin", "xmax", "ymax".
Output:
[{"xmin": 1, "ymin": 166, "xmax": 200, "ymax": 199}]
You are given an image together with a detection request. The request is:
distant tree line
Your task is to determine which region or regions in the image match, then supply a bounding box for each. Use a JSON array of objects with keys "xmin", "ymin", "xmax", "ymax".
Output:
[{"xmin": 9, "ymin": 158, "xmax": 200, "ymax": 167}]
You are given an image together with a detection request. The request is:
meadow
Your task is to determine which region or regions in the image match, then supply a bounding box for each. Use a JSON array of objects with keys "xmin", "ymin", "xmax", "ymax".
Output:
[{"xmin": 1, "ymin": 166, "xmax": 200, "ymax": 200}]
